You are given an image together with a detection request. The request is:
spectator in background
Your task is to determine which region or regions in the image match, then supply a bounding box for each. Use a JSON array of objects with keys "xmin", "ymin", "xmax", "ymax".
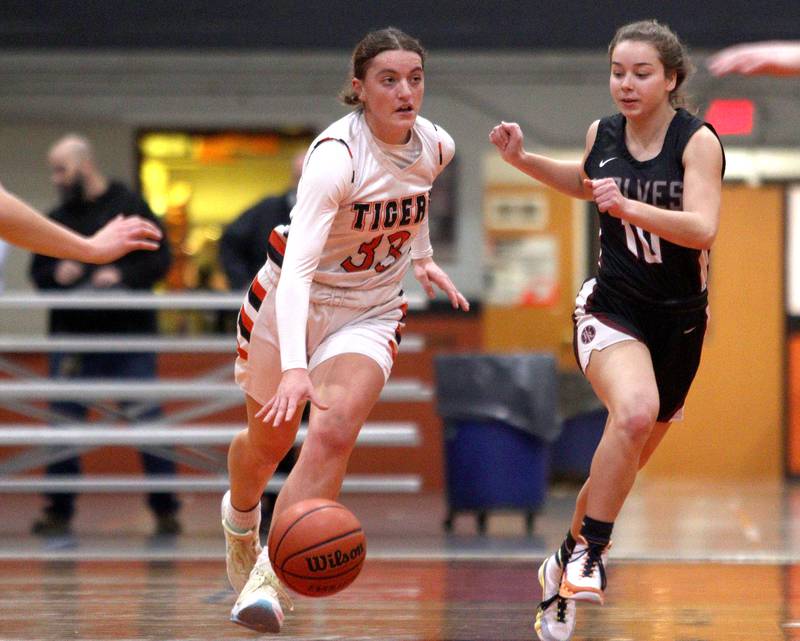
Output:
[
  {"xmin": 29, "ymin": 134, "xmax": 180, "ymax": 538},
  {"xmin": 219, "ymin": 151, "xmax": 305, "ymax": 289},
  {"xmin": 219, "ymin": 151, "xmax": 306, "ymax": 535}
]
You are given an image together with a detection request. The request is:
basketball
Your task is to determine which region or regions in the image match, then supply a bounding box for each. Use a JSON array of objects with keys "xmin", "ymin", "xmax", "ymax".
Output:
[{"xmin": 268, "ymin": 498, "xmax": 366, "ymax": 597}]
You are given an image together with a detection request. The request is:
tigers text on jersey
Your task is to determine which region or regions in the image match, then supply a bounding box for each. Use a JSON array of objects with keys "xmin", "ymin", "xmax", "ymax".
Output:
[
  {"xmin": 268, "ymin": 109, "xmax": 454, "ymax": 370},
  {"xmin": 287, "ymin": 109, "xmax": 453, "ymax": 290},
  {"xmin": 585, "ymin": 108, "xmax": 725, "ymax": 304}
]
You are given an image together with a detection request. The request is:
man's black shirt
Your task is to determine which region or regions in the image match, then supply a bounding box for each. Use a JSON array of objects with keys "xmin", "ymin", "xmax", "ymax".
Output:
[
  {"xmin": 219, "ymin": 192, "xmax": 294, "ymax": 289},
  {"xmin": 29, "ymin": 181, "xmax": 171, "ymax": 334}
]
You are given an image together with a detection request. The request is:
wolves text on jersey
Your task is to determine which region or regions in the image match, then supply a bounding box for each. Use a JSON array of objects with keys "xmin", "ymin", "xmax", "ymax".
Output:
[
  {"xmin": 350, "ymin": 192, "xmax": 428, "ymax": 231},
  {"xmin": 613, "ymin": 178, "xmax": 683, "ymax": 210}
]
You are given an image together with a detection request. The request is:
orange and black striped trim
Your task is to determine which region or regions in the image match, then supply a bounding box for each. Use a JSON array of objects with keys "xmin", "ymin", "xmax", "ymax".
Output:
[
  {"xmin": 237, "ymin": 307, "xmax": 254, "ymax": 342},
  {"xmin": 432, "ymin": 124, "xmax": 443, "ymax": 165},
  {"xmin": 395, "ymin": 301, "xmax": 408, "ymax": 346},
  {"xmin": 267, "ymin": 228, "xmax": 287, "ymax": 268},
  {"xmin": 237, "ymin": 276, "xmax": 268, "ymax": 342},
  {"xmin": 247, "ymin": 277, "xmax": 267, "ymax": 313},
  {"xmin": 388, "ymin": 298, "xmax": 409, "ymax": 363}
]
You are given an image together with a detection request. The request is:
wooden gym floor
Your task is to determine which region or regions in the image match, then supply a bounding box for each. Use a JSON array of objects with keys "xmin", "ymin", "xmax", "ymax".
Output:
[{"xmin": 2, "ymin": 477, "xmax": 800, "ymax": 640}]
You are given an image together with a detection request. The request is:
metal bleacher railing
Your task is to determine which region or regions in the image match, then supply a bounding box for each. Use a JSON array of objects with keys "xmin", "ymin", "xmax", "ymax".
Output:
[{"xmin": 0, "ymin": 291, "xmax": 429, "ymax": 494}]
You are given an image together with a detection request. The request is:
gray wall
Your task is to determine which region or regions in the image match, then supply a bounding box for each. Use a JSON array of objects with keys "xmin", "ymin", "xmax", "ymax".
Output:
[{"xmin": 0, "ymin": 49, "xmax": 797, "ymax": 332}]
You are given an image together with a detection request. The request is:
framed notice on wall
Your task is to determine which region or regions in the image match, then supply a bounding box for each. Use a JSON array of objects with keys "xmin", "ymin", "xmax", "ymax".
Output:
[
  {"xmin": 484, "ymin": 190, "xmax": 549, "ymax": 231},
  {"xmin": 486, "ymin": 235, "xmax": 559, "ymax": 307}
]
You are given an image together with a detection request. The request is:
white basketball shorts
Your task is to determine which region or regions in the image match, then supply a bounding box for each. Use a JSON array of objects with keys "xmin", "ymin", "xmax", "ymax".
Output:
[{"xmin": 234, "ymin": 262, "xmax": 407, "ymax": 406}]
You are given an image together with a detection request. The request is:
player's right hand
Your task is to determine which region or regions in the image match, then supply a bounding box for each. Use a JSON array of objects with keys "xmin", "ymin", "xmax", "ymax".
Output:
[
  {"xmin": 256, "ymin": 368, "xmax": 330, "ymax": 428},
  {"xmin": 489, "ymin": 121, "xmax": 525, "ymax": 165},
  {"xmin": 86, "ymin": 214, "xmax": 162, "ymax": 264}
]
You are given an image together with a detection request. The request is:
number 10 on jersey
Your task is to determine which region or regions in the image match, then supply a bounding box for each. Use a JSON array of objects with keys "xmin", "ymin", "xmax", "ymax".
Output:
[{"xmin": 622, "ymin": 220, "xmax": 663, "ymax": 264}]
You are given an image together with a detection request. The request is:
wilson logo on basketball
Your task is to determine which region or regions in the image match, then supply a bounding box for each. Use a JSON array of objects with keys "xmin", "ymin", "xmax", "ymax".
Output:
[
  {"xmin": 305, "ymin": 542, "xmax": 365, "ymax": 573},
  {"xmin": 581, "ymin": 325, "xmax": 596, "ymax": 345}
]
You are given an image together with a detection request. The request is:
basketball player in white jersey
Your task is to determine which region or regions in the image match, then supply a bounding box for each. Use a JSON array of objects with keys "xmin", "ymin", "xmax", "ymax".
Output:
[
  {"xmin": 220, "ymin": 27, "xmax": 468, "ymax": 633},
  {"xmin": 492, "ymin": 20, "xmax": 724, "ymax": 641},
  {"xmin": 0, "ymin": 182, "xmax": 161, "ymax": 261}
]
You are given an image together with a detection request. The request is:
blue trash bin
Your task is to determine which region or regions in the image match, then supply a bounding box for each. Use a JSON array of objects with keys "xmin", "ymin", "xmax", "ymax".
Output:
[
  {"xmin": 435, "ymin": 353, "xmax": 559, "ymax": 535},
  {"xmin": 550, "ymin": 408, "xmax": 607, "ymax": 482},
  {"xmin": 444, "ymin": 419, "xmax": 549, "ymax": 534}
]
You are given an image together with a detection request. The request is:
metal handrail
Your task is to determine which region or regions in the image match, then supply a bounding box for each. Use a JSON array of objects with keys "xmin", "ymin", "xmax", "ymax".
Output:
[
  {"xmin": 0, "ymin": 333, "xmax": 424, "ymax": 353},
  {"xmin": 0, "ymin": 421, "xmax": 420, "ymax": 447},
  {"xmin": 0, "ymin": 474, "xmax": 423, "ymax": 493},
  {"xmin": 0, "ymin": 378, "xmax": 433, "ymax": 402},
  {"xmin": 0, "ymin": 290, "xmax": 427, "ymax": 310}
]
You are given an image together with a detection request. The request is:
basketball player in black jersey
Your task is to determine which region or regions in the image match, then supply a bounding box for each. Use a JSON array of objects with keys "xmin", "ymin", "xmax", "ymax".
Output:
[{"xmin": 490, "ymin": 20, "xmax": 725, "ymax": 641}]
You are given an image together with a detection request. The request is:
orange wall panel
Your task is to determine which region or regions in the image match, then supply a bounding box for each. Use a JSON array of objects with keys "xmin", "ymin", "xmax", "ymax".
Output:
[{"xmin": 645, "ymin": 185, "xmax": 784, "ymax": 479}]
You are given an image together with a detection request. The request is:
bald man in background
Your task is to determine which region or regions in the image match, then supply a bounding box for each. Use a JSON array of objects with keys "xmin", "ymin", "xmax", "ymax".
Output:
[{"xmin": 29, "ymin": 134, "xmax": 180, "ymax": 537}]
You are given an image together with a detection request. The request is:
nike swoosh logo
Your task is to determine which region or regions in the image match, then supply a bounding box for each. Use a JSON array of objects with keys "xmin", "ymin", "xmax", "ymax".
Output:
[
  {"xmin": 683, "ymin": 326, "xmax": 696, "ymax": 334},
  {"xmin": 599, "ymin": 157, "xmax": 617, "ymax": 167}
]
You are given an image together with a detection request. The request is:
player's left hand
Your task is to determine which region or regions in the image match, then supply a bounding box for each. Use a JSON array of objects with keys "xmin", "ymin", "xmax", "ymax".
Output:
[
  {"xmin": 413, "ymin": 257, "xmax": 469, "ymax": 311},
  {"xmin": 584, "ymin": 178, "xmax": 629, "ymax": 218}
]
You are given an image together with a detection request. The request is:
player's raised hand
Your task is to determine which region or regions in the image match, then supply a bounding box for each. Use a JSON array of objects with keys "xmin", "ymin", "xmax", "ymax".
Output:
[
  {"xmin": 85, "ymin": 214, "xmax": 162, "ymax": 264},
  {"xmin": 489, "ymin": 121, "xmax": 526, "ymax": 166}
]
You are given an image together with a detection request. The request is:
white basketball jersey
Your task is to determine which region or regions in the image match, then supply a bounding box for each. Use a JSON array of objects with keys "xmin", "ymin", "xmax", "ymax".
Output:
[
  {"xmin": 274, "ymin": 109, "xmax": 454, "ymax": 291},
  {"xmin": 262, "ymin": 109, "xmax": 454, "ymax": 371}
]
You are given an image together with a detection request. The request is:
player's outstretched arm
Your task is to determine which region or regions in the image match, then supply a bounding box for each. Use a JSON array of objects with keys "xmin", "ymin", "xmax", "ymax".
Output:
[
  {"xmin": 708, "ymin": 41, "xmax": 800, "ymax": 76},
  {"xmin": 489, "ymin": 121, "xmax": 587, "ymax": 199},
  {"xmin": 412, "ymin": 257, "xmax": 469, "ymax": 312},
  {"xmin": 0, "ymin": 186, "xmax": 161, "ymax": 263}
]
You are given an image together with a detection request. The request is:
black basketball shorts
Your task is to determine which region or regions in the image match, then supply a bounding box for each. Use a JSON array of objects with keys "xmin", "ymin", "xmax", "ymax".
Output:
[{"xmin": 572, "ymin": 278, "xmax": 708, "ymax": 422}]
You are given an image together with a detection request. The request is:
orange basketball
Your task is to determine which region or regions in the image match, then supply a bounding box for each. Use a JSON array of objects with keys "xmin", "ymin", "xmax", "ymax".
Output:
[{"xmin": 268, "ymin": 498, "xmax": 366, "ymax": 597}]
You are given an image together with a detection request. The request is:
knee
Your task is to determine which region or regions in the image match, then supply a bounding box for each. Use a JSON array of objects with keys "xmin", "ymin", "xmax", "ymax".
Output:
[
  {"xmin": 611, "ymin": 399, "xmax": 658, "ymax": 448},
  {"xmin": 306, "ymin": 412, "xmax": 358, "ymax": 459}
]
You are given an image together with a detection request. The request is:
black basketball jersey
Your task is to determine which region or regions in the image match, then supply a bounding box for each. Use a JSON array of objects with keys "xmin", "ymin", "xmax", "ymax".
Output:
[{"xmin": 584, "ymin": 108, "xmax": 725, "ymax": 304}]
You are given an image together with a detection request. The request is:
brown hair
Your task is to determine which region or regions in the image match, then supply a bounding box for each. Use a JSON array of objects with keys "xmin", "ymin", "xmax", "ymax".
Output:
[
  {"xmin": 339, "ymin": 27, "xmax": 426, "ymax": 106},
  {"xmin": 608, "ymin": 20, "xmax": 695, "ymax": 108}
]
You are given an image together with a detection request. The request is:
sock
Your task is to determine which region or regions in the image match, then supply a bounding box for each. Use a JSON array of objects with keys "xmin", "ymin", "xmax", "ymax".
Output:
[
  {"xmin": 222, "ymin": 490, "xmax": 260, "ymax": 534},
  {"xmin": 558, "ymin": 530, "xmax": 577, "ymax": 567},
  {"xmin": 580, "ymin": 515, "xmax": 613, "ymax": 548}
]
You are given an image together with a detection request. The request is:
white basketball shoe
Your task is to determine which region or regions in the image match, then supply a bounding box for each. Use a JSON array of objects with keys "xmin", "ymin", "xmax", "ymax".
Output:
[
  {"xmin": 534, "ymin": 551, "xmax": 577, "ymax": 641},
  {"xmin": 221, "ymin": 493, "xmax": 262, "ymax": 594},
  {"xmin": 559, "ymin": 537, "xmax": 610, "ymax": 604},
  {"xmin": 230, "ymin": 553, "xmax": 293, "ymax": 633}
]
